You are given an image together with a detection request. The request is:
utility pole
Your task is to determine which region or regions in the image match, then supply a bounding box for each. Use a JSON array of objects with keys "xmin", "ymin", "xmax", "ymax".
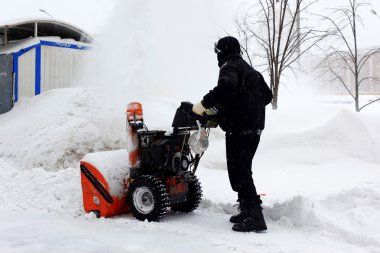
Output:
[{"xmin": 39, "ymin": 9, "xmax": 53, "ymax": 18}]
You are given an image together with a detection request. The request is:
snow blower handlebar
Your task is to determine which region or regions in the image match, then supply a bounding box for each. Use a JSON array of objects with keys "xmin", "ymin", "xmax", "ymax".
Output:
[{"xmin": 171, "ymin": 101, "xmax": 218, "ymax": 130}]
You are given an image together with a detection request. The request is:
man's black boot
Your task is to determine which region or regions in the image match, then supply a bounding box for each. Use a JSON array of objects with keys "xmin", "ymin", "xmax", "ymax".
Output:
[
  {"xmin": 230, "ymin": 199, "xmax": 249, "ymax": 223},
  {"xmin": 230, "ymin": 210, "xmax": 249, "ymax": 223},
  {"xmin": 232, "ymin": 205, "xmax": 267, "ymax": 232}
]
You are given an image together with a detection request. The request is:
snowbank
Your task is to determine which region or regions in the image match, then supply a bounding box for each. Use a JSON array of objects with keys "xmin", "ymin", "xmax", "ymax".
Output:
[
  {"xmin": 0, "ymin": 88, "xmax": 126, "ymax": 170},
  {"xmin": 265, "ymin": 196, "xmax": 322, "ymax": 228},
  {"xmin": 198, "ymin": 186, "xmax": 380, "ymax": 251},
  {"xmin": 0, "ymin": 159, "xmax": 82, "ymax": 216},
  {"xmin": 1, "ymin": 85, "xmax": 378, "ymax": 171},
  {"xmin": 0, "ymin": 87, "xmax": 185, "ymax": 171},
  {"xmin": 259, "ymin": 108, "xmax": 380, "ymax": 164},
  {"xmin": 202, "ymin": 106, "xmax": 380, "ymax": 171}
]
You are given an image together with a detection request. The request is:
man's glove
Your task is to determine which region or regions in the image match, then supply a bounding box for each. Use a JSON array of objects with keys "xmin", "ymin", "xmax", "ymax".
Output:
[{"xmin": 192, "ymin": 101, "xmax": 206, "ymax": 116}]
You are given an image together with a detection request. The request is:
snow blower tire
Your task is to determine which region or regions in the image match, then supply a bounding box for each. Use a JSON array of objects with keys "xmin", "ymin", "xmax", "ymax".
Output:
[
  {"xmin": 127, "ymin": 175, "xmax": 170, "ymax": 222},
  {"xmin": 171, "ymin": 175, "xmax": 202, "ymax": 213}
]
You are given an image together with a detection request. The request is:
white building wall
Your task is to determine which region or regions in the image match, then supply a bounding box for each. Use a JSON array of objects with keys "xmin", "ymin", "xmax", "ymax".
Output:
[
  {"xmin": 41, "ymin": 46, "xmax": 88, "ymax": 92},
  {"xmin": 18, "ymin": 48, "xmax": 36, "ymax": 98}
]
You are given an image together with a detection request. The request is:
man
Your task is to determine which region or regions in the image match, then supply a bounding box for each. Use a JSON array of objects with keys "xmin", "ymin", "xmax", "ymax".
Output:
[{"xmin": 192, "ymin": 36, "xmax": 272, "ymax": 232}]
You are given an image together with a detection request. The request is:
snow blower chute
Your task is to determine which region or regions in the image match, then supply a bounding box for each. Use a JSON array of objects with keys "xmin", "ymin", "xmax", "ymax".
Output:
[{"xmin": 80, "ymin": 102, "xmax": 217, "ymax": 221}]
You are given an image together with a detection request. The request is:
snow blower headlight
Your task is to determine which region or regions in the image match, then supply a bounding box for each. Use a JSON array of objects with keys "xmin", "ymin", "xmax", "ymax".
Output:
[{"xmin": 189, "ymin": 129, "xmax": 209, "ymax": 154}]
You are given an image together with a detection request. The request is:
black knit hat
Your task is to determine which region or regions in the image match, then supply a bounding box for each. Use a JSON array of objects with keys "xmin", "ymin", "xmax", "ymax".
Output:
[
  {"xmin": 214, "ymin": 36, "xmax": 241, "ymax": 64},
  {"xmin": 215, "ymin": 36, "xmax": 241, "ymax": 55}
]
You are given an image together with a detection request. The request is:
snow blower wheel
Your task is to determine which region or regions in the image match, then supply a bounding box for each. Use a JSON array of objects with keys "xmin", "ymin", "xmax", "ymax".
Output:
[
  {"xmin": 171, "ymin": 175, "xmax": 203, "ymax": 213},
  {"xmin": 127, "ymin": 175, "xmax": 170, "ymax": 222}
]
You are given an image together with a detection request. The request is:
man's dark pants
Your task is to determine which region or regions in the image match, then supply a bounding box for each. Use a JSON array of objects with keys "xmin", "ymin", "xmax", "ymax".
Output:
[{"xmin": 226, "ymin": 132, "xmax": 262, "ymax": 207}]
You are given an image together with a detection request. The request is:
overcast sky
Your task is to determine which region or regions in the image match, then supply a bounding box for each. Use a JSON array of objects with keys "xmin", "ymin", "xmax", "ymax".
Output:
[
  {"xmin": 1, "ymin": 0, "xmax": 116, "ymax": 34},
  {"xmin": 2, "ymin": 0, "xmax": 380, "ymax": 48}
]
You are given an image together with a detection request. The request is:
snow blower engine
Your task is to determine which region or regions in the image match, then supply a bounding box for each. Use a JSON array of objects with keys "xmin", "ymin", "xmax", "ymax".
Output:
[{"xmin": 80, "ymin": 101, "xmax": 217, "ymax": 221}]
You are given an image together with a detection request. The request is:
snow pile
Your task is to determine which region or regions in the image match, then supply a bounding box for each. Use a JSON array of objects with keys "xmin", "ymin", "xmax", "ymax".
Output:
[
  {"xmin": 0, "ymin": 85, "xmax": 188, "ymax": 171},
  {"xmin": 258, "ymin": 108, "xmax": 380, "ymax": 164},
  {"xmin": 82, "ymin": 149, "xmax": 129, "ymax": 197},
  {"xmin": 202, "ymin": 107, "xmax": 380, "ymax": 171},
  {"xmin": 200, "ymin": 185, "xmax": 380, "ymax": 252},
  {"xmin": 195, "ymin": 184, "xmax": 380, "ymax": 253},
  {"xmin": 0, "ymin": 88, "xmax": 126, "ymax": 171},
  {"xmin": 0, "ymin": 159, "xmax": 82, "ymax": 216},
  {"xmin": 318, "ymin": 187, "xmax": 380, "ymax": 246},
  {"xmin": 265, "ymin": 196, "xmax": 322, "ymax": 228}
]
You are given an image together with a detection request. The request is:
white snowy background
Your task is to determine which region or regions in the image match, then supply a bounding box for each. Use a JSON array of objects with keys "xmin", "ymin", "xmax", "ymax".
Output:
[{"xmin": 1, "ymin": 0, "xmax": 380, "ymax": 253}]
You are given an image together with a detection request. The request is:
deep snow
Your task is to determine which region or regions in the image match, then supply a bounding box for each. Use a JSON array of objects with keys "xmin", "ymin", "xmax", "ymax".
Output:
[{"xmin": 0, "ymin": 87, "xmax": 379, "ymax": 253}]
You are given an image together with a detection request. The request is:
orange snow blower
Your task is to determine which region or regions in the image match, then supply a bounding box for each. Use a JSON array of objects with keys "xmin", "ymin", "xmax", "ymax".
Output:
[{"xmin": 80, "ymin": 102, "xmax": 217, "ymax": 221}]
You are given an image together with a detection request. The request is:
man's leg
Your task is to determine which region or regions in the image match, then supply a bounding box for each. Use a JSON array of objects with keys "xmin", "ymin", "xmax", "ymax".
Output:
[
  {"xmin": 226, "ymin": 133, "xmax": 267, "ymax": 232},
  {"xmin": 226, "ymin": 133, "xmax": 261, "ymax": 205}
]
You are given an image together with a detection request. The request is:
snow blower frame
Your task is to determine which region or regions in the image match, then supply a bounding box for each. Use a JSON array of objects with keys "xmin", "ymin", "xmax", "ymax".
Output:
[{"xmin": 80, "ymin": 101, "xmax": 217, "ymax": 221}]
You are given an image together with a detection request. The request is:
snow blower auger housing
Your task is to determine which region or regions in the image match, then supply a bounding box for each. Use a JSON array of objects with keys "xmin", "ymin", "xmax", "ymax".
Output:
[{"xmin": 80, "ymin": 101, "xmax": 217, "ymax": 221}]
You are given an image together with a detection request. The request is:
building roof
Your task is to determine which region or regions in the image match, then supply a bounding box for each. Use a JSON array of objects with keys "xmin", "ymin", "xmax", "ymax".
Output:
[
  {"xmin": 0, "ymin": 18, "xmax": 93, "ymax": 44},
  {"xmin": 0, "ymin": 37, "xmax": 91, "ymax": 54}
]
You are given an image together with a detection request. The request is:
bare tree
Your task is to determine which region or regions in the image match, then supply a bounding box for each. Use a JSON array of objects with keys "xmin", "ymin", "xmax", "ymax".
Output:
[
  {"xmin": 320, "ymin": 0, "xmax": 380, "ymax": 112},
  {"xmin": 236, "ymin": 0, "xmax": 328, "ymax": 110}
]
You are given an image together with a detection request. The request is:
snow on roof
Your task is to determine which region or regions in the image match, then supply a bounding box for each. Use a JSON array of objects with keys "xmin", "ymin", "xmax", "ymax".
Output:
[
  {"xmin": 0, "ymin": 37, "xmax": 39, "ymax": 54},
  {"xmin": 0, "ymin": 36, "xmax": 91, "ymax": 54},
  {"xmin": 0, "ymin": 17, "xmax": 93, "ymax": 44}
]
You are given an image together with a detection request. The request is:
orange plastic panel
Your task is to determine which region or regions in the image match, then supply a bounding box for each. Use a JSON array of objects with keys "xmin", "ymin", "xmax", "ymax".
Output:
[
  {"xmin": 127, "ymin": 126, "xmax": 140, "ymax": 168},
  {"xmin": 80, "ymin": 161, "xmax": 129, "ymax": 217},
  {"xmin": 126, "ymin": 102, "xmax": 143, "ymax": 122},
  {"xmin": 166, "ymin": 176, "xmax": 189, "ymax": 198}
]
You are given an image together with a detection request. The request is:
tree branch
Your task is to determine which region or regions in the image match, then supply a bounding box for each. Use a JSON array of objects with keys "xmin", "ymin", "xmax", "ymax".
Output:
[{"xmin": 359, "ymin": 97, "xmax": 380, "ymax": 111}]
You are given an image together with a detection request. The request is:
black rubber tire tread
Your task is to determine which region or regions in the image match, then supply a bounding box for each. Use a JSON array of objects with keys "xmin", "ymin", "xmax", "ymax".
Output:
[
  {"xmin": 127, "ymin": 175, "xmax": 170, "ymax": 222},
  {"xmin": 171, "ymin": 175, "xmax": 202, "ymax": 213}
]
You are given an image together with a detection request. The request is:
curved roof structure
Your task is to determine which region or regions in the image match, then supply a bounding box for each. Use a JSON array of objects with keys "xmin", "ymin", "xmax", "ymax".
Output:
[{"xmin": 0, "ymin": 18, "xmax": 93, "ymax": 44}]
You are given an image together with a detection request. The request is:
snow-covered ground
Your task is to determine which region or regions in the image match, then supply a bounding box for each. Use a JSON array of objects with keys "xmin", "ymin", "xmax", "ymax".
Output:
[{"xmin": 0, "ymin": 87, "xmax": 379, "ymax": 253}]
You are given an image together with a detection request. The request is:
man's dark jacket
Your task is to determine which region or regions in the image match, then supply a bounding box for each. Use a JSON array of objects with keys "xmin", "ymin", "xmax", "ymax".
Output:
[{"xmin": 201, "ymin": 54, "xmax": 269, "ymax": 133}]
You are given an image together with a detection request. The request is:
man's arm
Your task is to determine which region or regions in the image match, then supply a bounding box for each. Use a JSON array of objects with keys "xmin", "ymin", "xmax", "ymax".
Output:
[{"xmin": 201, "ymin": 64, "xmax": 240, "ymax": 109}]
